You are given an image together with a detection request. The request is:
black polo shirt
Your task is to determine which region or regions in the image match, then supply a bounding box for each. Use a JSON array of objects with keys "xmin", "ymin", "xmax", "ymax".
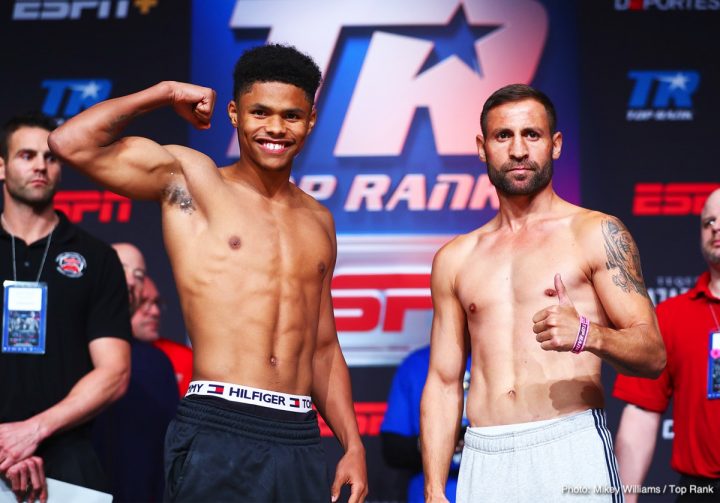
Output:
[{"xmin": 0, "ymin": 211, "xmax": 131, "ymax": 423}]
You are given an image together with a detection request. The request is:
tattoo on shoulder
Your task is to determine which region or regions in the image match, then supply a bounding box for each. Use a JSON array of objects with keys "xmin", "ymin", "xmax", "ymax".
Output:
[
  {"xmin": 162, "ymin": 184, "xmax": 195, "ymax": 214},
  {"xmin": 602, "ymin": 218, "xmax": 650, "ymax": 299}
]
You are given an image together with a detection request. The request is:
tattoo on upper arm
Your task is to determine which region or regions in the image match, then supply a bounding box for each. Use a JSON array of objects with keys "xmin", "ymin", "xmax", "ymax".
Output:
[
  {"xmin": 108, "ymin": 112, "xmax": 139, "ymax": 135},
  {"xmin": 162, "ymin": 184, "xmax": 195, "ymax": 214},
  {"xmin": 602, "ymin": 218, "xmax": 650, "ymax": 299}
]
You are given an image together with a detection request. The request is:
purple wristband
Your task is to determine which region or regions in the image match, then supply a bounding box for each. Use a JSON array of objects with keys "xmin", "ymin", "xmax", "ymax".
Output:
[{"xmin": 571, "ymin": 315, "xmax": 589, "ymax": 354}]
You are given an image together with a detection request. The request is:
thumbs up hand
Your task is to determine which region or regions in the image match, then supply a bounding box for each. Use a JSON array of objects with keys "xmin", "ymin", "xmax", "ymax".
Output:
[{"xmin": 532, "ymin": 274, "xmax": 583, "ymax": 352}]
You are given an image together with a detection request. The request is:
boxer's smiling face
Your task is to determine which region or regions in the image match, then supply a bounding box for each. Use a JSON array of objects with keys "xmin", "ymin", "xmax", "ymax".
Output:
[{"xmin": 228, "ymin": 81, "xmax": 316, "ymax": 174}]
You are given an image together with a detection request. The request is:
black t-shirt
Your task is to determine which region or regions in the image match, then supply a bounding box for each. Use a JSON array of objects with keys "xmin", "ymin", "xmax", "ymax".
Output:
[{"xmin": 0, "ymin": 211, "xmax": 132, "ymax": 423}]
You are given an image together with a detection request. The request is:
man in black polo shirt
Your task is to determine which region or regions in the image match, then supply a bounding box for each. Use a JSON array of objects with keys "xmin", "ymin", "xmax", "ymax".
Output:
[{"xmin": 0, "ymin": 112, "xmax": 131, "ymax": 500}]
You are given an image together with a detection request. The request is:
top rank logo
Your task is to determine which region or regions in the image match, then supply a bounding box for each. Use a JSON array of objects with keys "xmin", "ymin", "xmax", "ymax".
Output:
[
  {"xmin": 626, "ymin": 70, "xmax": 699, "ymax": 121},
  {"xmin": 41, "ymin": 79, "xmax": 112, "ymax": 120},
  {"xmin": 12, "ymin": 0, "xmax": 158, "ymax": 20},
  {"xmin": 229, "ymin": 0, "xmax": 549, "ymax": 157},
  {"xmin": 615, "ymin": 0, "xmax": 720, "ymax": 9},
  {"xmin": 192, "ymin": 1, "xmax": 580, "ymax": 235}
]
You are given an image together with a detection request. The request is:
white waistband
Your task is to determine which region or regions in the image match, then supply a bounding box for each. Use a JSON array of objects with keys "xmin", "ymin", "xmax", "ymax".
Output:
[
  {"xmin": 185, "ymin": 380, "xmax": 312, "ymax": 413},
  {"xmin": 470, "ymin": 414, "xmax": 570, "ymax": 436}
]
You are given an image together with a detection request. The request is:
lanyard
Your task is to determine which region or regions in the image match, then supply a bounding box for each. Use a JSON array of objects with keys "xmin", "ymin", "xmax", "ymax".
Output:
[{"xmin": 1, "ymin": 214, "xmax": 53, "ymax": 283}]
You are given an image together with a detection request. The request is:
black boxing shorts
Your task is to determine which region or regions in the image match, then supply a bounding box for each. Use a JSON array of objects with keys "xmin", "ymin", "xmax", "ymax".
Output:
[{"xmin": 164, "ymin": 387, "xmax": 329, "ymax": 502}]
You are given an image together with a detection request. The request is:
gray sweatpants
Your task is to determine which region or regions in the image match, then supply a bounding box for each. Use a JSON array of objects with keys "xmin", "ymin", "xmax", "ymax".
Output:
[{"xmin": 457, "ymin": 409, "xmax": 623, "ymax": 503}]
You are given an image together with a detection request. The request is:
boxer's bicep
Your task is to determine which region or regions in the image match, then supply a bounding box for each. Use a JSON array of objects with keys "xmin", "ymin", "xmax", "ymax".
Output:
[
  {"xmin": 590, "ymin": 215, "xmax": 656, "ymax": 330},
  {"xmin": 428, "ymin": 247, "xmax": 467, "ymax": 386}
]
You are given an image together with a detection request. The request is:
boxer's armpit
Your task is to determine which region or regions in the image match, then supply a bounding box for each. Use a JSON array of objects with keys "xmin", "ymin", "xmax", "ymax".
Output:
[{"xmin": 163, "ymin": 184, "xmax": 196, "ymax": 214}]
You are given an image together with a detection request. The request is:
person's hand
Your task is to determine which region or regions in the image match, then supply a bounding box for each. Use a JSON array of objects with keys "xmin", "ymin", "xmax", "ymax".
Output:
[
  {"xmin": 0, "ymin": 421, "xmax": 42, "ymax": 473},
  {"xmin": 532, "ymin": 274, "xmax": 584, "ymax": 352},
  {"xmin": 5, "ymin": 456, "xmax": 47, "ymax": 503},
  {"xmin": 167, "ymin": 82, "xmax": 216, "ymax": 130},
  {"xmin": 331, "ymin": 446, "xmax": 367, "ymax": 503}
]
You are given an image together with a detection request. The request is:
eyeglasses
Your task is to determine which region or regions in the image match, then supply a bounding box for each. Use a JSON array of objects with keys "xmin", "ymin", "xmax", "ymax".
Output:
[
  {"xmin": 139, "ymin": 297, "xmax": 166, "ymax": 313},
  {"xmin": 121, "ymin": 262, "xmax": 146, "ymax": 283}
]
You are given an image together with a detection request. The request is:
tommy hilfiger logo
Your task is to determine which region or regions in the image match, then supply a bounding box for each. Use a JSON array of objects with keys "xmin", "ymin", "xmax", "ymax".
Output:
[{"xmin": 186, "ymin": 381, "xmax": 312, "ymax": 412}]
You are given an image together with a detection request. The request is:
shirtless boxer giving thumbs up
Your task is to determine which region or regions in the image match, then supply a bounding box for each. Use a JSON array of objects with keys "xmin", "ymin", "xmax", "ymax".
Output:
[{"xmin": 421, "ymin": 84, "xmax": 665, "ymax": 503}]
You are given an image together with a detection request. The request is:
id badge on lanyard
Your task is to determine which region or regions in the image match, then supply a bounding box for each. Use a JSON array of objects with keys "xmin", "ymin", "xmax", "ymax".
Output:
[
  {"xmin": 2, "ymin": 281, "xmax": 48, "ymax": 355},
  {"xmin": 708, "ymin": 331, "xmax": 720, "ymax": 400}
]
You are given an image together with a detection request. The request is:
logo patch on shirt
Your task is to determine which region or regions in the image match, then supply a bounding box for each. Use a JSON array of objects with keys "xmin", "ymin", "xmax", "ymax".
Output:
[{"xmin": 55, "ymin": 252, "xmax": 86, "ymax": 278}]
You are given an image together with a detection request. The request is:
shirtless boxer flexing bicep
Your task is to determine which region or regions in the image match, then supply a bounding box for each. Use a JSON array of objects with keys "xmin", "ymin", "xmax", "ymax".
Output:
[{"xmin": 50, "ymin": 45, "xmax": 367, "ymax": 503}]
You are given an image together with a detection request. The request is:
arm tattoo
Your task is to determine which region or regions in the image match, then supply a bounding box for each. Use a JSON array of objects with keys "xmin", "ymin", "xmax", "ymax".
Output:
[
  {"xmin": 108, "ymin": 112, "xmax": 139, "ymax": 136},
  {"xmin": 162, "ymin": 184, "xmax": 195, "ymax": 214},
  {"xmin": 602, "ymin": 218, "xmax": 650, "ymax": 299}
]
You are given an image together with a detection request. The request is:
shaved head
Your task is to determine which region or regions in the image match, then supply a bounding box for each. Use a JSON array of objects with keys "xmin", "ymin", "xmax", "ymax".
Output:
[
  {"xmin": 700, "ymin": 189, "xmax": 720, "ymax": 266},
  {"xmin": 702, "ymin": 189, "xmax": 720, "ymax": 217}
]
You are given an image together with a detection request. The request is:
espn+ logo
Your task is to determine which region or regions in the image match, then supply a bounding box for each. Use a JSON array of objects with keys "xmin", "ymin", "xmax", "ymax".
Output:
[{"xmin": 12, "ymin": 0, "xmax": 158, "ymax": 20}]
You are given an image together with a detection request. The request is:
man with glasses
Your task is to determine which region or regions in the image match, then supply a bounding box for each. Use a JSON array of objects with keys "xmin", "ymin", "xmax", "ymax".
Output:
[
  {"xmin": 94, "ymin": 249, "xmax": 178, "ymax": 502},
  {"xmin": 133, "ymin": 275, "xmax": 193, "ymax": 396},
  {"xmin": 614, "ymin": 189, "xmax": 720, "ymax": 502},
  {"xmin": 112, "ymin": 242, "xmax": 147, "ymax": 314}
]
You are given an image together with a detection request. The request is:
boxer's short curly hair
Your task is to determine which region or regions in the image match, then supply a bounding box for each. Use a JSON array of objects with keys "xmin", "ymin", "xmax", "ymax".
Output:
[{"xmin": 233, "ymin": 44, "xmax": 322, "ymax": 106}]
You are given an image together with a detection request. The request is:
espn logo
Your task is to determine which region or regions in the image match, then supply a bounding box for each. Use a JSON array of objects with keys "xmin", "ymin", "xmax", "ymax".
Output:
[
  {"xmin": 54, "ymin": 190, "xmax": 131, "ymax": 223},
  {"xmin": 332, "ymin": 273, "xmax": 431, "ymax": 332},
  {"xmin": 632, "ymin": 183, "xmax": 720, "ymax": 216},
  {"xmin": 318, "ymin": 402, "xmax": 386, "ymax": 437}
]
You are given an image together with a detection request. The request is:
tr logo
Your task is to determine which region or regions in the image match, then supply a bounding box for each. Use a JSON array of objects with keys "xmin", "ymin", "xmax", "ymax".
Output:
[
  {"xmin": 229, "ymin": 0, "xmax": 548, "ymax": 156},
  {"xmin": 628, "ymin": 71, "xmax": 699, "ymax": 108},
  {"xmin": 626, "ymin": 70, "xmax": 699, "ymax": 121},
  {"xmin": 41, "ymin": 79, "xmax": 112, "ymax": 119}
]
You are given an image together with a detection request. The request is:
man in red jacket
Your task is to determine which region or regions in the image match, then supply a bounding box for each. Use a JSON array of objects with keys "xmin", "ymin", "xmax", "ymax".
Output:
[{"xmin": 614, "ymin": 188, "xmax": 720, "ymax": 502}]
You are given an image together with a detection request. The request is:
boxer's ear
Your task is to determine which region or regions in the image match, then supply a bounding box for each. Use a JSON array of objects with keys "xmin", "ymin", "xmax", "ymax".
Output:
[{"xmin": 227, "ymin": 100, "xmax": 238, "ymax": 128}]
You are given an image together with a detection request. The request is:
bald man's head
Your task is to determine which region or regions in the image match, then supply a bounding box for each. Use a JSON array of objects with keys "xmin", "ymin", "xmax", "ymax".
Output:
[
  {"xmin": 112, "ymin": 242, "xmax": 147, "ymax": 313},
  {"xmin": 701, "ymin": 189, "xmax": 720, "ymax": 266}
]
